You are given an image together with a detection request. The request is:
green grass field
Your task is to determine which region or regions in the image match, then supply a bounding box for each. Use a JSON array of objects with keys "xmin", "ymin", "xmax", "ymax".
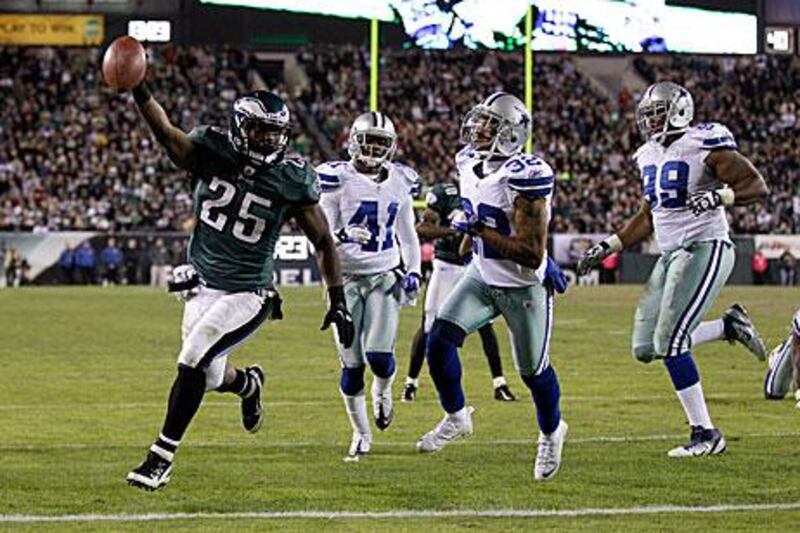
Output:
[{"xmin": 1, "ymin": 285, "xmax": 799, "ymax": 531}]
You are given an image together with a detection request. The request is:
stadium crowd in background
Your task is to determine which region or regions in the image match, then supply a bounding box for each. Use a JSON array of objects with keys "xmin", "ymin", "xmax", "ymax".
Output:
[{"xmin": 1, "ymin": 45, "xmax": 798, "ymax": 236}]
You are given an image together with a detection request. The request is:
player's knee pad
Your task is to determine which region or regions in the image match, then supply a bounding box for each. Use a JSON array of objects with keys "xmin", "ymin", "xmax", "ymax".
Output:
[
  {"xmin": 340, "ymin": 365, "xmax": 366, "ymax": 396},
  {"xmin": 632, "ymin": 343, "xmax": 658, "ymax": 364},
  {"xmin": 178, "ymin": 324, "xmax": 221, "ymax": 368},
  {"xmin": 366, "ymin": 352, "xmax": 395, "ymax": 379},
  {"xmin": 428, "ymin": 319, "xmax": 467, "ymax": 351}
]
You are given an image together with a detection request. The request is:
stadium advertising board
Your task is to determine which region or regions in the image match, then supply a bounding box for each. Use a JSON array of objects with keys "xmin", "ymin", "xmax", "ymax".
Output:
[
  {"xmin": 198, "ymin": 0, "xmax": 757, "ymax": 53},
  {"xmin": 0, "ymin": 14, "xmax": 104, "ymax": 46}
]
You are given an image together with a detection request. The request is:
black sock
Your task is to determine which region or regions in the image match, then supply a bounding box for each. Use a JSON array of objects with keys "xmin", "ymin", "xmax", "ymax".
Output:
[
  {"xmin": 217, "ymin": 368, "xmax": 259, "ymax": 399},
  {"xmin": 478, "ymin": 324, "xmax": 503, "ymax": 379},
  {"xmin": 159, "ymin": 365, "xmax": 207, "ymax": 447},
  {"xmin": 407, "ymin": 326, "xmax": 427, "ymax": 381}
]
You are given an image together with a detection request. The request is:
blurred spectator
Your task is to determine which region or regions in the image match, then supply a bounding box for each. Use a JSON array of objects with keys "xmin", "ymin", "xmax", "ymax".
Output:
[
  {"xmin": 58, "ymin": 243, "xmax": 75, "ymax": 284},
  {"xmin": 1, "ymin": 44, "xmax": 797, "ymax": 236},
  {"xmin": 100, "ymin": 237, "xmax": 124, "ymax": 286},
  {"xmin": 4, "ymin": 246, "xmax": 19, "ymax": 287},
  {"xmin": 74, "ymin": 241, "xmax": 96, "ymax": 285},
  {"xmin": 124, "ymin": 238, "xmax": 145, "ymax": 285},
  {"xmin": 149, "ymin": 238, "xmax": 169, "ymax": 288},
  {"xmin": 779, "ymin": 250, "xmax": 796, "ymax": 286},
  {"xmin": 752, "ymin": 249, "xmax": 768, "ymax": 285}
]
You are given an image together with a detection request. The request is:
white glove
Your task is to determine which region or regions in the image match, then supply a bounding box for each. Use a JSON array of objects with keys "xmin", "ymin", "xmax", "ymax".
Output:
[
  {"xmin": 336, "ymin": 225, "xmax": 373, "ymax": 245},
  {"xmin": 169, "ymin": 264, "xmax": 200, "ymax": 301}
]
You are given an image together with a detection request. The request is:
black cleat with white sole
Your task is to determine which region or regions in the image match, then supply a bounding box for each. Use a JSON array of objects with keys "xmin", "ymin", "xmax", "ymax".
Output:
[
  {"xmin": 241, "ymin": 365, "xmax": 264, "ymax": 434},
  {"xmin": 126, "ymin": 451, "xmax": 172, "ymax": 491},
  {"xmin": 374, "ymin": 401, "xmax": 393, "ymax": 431},
  {"xmin": 668, "ymin": 426, "xmax": 727, "ymax": 457},
  {"xmin": 494, "ymin": 384, "xmax": 517, "ymax": 402},
  {"xmin": 722, "ymin": 304, "xmax": 767, "ymax": 361}
]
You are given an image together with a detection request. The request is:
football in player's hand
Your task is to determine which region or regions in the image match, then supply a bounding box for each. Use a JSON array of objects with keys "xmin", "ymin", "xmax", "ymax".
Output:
[{"xmin": 102, "ymin": 36, "xmax": 147, "ymax": 91}]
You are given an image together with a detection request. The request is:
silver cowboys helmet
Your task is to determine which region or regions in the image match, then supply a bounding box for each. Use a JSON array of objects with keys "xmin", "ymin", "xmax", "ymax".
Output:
[
  {"xmin": 636, "ymin": 81, "xmax": 694, "ymax": 142},
  {"xmin": 348, "ymin": 111, "xmax": 397, "ymax": 170},
  {"xmin": 460, "ymin": 92, "xmax": 531, "ymax": 159}
]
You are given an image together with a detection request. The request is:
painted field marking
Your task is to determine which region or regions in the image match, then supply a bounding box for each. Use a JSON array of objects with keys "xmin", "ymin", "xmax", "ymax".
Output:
[
  {"xmin": 3, "ymin": 502, "xmax": 800, "ymax": 524},
  {"xmin": 1, "ymin": 431, "xmax": 798, "ymax": 452}
]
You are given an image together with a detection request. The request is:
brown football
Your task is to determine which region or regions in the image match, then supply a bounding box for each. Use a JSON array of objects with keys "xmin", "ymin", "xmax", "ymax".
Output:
[{"xmin": 102, "ymin": 36, "xmax": 147, "ymax": 91}]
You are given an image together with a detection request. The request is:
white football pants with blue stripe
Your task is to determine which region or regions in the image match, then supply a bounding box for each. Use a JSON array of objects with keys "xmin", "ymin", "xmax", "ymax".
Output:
[
  {"xmin": 334, "ymin": 272, "xmax": 400, "ymax": 367},
  {"xmin": 178, "ymin": 286, "xmax": 270, "ymax": 391},
  {"xmin": 764, "ymin": 310, "xmax": 800, "ymax": 399},
  {"xmin": 632, "ymin": 240, "xmax": 735, "ymax": 361},
  {"xmin": 438, "ymin": 262, "xmax": 553, "ymax": 376}
]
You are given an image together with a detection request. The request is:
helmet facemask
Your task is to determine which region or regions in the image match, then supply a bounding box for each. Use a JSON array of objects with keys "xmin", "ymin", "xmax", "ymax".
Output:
[
  {"xmin": 636, "ymin": 83, "xmax": 694, "ymax": 143},
  {"xmin": 229, "ymin": 95, "xmax": 290, "ymax": 166},
  {"xmin": 349, "ymin": 130, "xmax": 397, "ymax": 171},
  {"xmin": 461, "ymin": 105, "xmax": 527, "ymax": 159}
]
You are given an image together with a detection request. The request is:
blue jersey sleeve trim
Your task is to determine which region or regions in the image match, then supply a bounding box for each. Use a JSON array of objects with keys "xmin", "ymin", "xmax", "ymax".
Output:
[
  {"xmin": 701, "ymin": 136, "xmax": 737, "ymax": 150},
  {"xmin": 508, "ymin": 176, "xmax": 554, "ymax": 189},
  {"xmin": 318, "ymin": 173, "xmax": 340, "ymax": 184}
]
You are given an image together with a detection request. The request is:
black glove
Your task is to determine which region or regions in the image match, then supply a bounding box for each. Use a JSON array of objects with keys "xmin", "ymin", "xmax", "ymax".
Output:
[
  {"xmin": 321, "ymin": 286, "xmax": 355, "ymax": 348},
  {"xmin": 576, "ymin": 241, "xmax": 611, "ymax": 276},
  {"xmin": 687, "ymin": 190, "xmax": 722, "ymax": 216}
]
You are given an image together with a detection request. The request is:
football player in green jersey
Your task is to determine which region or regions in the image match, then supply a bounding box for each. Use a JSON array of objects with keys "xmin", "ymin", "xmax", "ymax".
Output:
[
  {"xmin": 403, "ymin": 180, "xmax": 516, "ymax": 402},
  {"xmin": 123, "ymin": 84, "xmax": 354, "ymax": 491}
]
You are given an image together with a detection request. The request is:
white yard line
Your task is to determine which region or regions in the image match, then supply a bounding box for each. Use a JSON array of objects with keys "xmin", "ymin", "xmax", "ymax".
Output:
[
  {"xmin": 0, "ymin": 392, "xmax": 761, "ymax": 411},
  {"xmin": 1, "ymin": 431, "xmax": 798, "ymax": 452},
  {"xmin": 3, "ymin": 502, "xmax": 800, "ymax": 523}
]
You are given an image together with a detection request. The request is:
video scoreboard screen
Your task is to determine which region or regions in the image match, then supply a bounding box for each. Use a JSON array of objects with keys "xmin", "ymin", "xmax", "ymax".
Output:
[{"xmin": 199, "ymin": 0, "xmax": 758, "ymax": 54}]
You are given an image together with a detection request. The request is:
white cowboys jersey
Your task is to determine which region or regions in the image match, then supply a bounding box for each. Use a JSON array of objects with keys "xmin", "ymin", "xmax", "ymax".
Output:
[
  {"xmin": 318, "ymin": 160, "xmax": 421, "ymax": 276},
  {"xmin": 455, "ymin": 147, "xmax": 553, "ymax": 288},
  {"xmin": 633, "ymin": 122, "xmax": 735, "ymax": 253}
]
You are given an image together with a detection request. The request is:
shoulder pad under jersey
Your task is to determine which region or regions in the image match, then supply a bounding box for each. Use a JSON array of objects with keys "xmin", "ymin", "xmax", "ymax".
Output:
[
  {"xmin": 503, "ymin": 154, "xmax": 555, "ymax": 199},
  {"xmin": 392, "ymin": 161, "xmax": 421, "ymax": 196},
  {"xmin": 689, "ymin": 122, "xmax": 738, "ymax": 151},
  {"xmin": 314, "ymin": 161, "xmax": 349, "ymax": 192}
]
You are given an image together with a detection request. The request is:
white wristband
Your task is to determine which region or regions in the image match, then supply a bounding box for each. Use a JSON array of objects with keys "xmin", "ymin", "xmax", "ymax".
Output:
[
  {"xmin": 717, "ymin": 188, "xmax": 735, "ymax": 207},
  {"xmin": 604, "ymin": 234, "xmax": 624, "ymax": 253}
]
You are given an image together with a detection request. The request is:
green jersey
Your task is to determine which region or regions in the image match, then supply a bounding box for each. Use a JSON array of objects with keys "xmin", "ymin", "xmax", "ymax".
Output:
[
  {"xmin": 426, "ymin": 182, "xmax": 463, "ymax": 265},
  {"xmin": 186, "ymin": 126, "xmax": 319, "ymax": 292}
]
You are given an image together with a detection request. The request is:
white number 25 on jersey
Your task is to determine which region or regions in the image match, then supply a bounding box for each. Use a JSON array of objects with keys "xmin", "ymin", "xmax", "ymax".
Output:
[{"xmin": 200, "ymin": 177, "xmax": 272, "ymax": 244}]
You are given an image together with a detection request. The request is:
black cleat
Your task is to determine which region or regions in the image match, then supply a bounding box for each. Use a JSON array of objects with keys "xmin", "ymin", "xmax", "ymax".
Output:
[
  {"xmin": 126, "ymin": 451, "xmax": 172, "ymax": 491},
  {"xmin": 401, "ymin": 382, "xmax": 417, "ymax": 402},
  {"xmin": 722, "ymin": 304, "xmax": 767, "ymax": 361},
  {"xmin": 374, "ymin": 399, "xmax": 394, "ymax": 431},
  {"xmin": 242, "ymin": 365, "xmax": 264, "ymax": 434},
  {"xmin": 494, "ymin": 384, "xmax": 517, "ymax": 402}
]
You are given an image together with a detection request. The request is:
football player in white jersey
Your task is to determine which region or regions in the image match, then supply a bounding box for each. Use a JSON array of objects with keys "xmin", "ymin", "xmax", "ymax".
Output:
[
  {"xmin": 318, "ymin": 112, "xmax": 422, "ymax": 460},
  {"xmin": 416, "ymin": 92, "xmax": 570, "ymax": 481},
  {"xmin": 763, "ymin": 310, "xmax": 800, "ymax": 407},
  {"xmin": 578, "ymin": 81, "xmax": 769, "ymax": 457}
]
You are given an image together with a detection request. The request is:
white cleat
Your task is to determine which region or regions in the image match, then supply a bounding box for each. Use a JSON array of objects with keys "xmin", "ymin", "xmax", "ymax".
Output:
[
  {"xmin": 343, "ymin": 432, "xmax": 372, "ymax": 462},
  {"xmin": 534, "ymin": 420, "xmax": 568, "ymax": 481},
  {"xmin": 795, "ymin": 390, "xmax": 800, "ymax": 410},
  {"xmin": 416, "ymin": 406, "xmax": 474, "ymax": 453},
  {"xmin": 667, "ymin": 426, "xmax": 726, "ymax": 457}
]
